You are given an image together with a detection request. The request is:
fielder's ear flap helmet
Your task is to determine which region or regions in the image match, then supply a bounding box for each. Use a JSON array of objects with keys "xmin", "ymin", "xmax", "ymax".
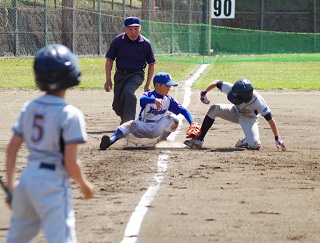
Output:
[
  {"xmin": 227, "ymin": 78, "xmax": 254, "ymax": 105},
  {"xmin": 34, "ymin": 44, "xmax": 81, "ymax": 92}
]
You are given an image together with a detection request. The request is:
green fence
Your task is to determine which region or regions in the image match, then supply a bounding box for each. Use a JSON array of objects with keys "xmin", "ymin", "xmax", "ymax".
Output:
[
  {"xmin": 146, "ymin": 21, "xmax": 320, "ymax": 55},
  {"xmin": 210, "ymin": 26, "xmax": 320, "ymax": 55}
]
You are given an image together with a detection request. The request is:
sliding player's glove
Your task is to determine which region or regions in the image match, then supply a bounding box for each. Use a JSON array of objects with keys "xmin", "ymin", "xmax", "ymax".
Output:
[
  {"xmin": 186, "ymin": 122, "xmax": 201, "ymax": 139},
  {"xmin": 275, "ymin": 136, "xmax": 287, "ymax": 151},
  {"xmin": 200, "ymin": 91, "xmax": 210, "ymax": 104}
]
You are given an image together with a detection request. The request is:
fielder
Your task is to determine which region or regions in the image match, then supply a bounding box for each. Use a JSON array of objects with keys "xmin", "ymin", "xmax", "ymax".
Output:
[
  {"xmin": 184, "ymin": 78, "xmax": 287, "ymax": 151},
  {"xmin": 100, "ymin": 72, "xmax": 200, "ymax": 150},
  {"xmin": 5, "ymin": 44, "xmax": 94, "ymax": 243}
]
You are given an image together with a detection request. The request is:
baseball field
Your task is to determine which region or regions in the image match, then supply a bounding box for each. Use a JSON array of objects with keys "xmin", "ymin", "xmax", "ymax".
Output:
[{"xmin": 0, "ymin": 55, "xmax": 320, "ymax": 242}]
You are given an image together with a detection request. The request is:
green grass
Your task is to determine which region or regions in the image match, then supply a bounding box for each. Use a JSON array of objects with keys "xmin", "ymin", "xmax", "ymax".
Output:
[
  {"xmin": 78, "ymin": 57, "xmax": 196, "ymax": 89},
  {"xmin": 195, "ymin": 57, "xmax": 320, "ymax": 90},
  {"xmin": 0, "ymin": 58, "xmax": 34, "ymax": 88},
  {"xmin": 0, "ymin": 57, "xmax": 197, "ymax": 89},
  {"xmin": 0, "ymin": 53, "xmax": 319, "ymax": 90}
]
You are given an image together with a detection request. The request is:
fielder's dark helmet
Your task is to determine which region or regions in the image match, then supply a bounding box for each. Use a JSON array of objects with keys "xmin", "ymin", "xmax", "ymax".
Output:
[
  {"xmin": 227, "ymin": 79, "xmax": 254, "ymax": 105},
  {"xmin": 34, "ymin": 44, "xmax": 81, "ymax": 91}
]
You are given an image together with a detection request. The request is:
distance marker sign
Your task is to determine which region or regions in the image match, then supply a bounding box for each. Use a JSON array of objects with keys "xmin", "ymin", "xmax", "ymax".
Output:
[{"xmin": 211, "ymin": 0, "xmax": 235, "ymax": 19}]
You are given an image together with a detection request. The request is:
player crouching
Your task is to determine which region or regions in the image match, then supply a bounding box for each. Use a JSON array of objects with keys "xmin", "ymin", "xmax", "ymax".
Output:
[{"xmin": 100, "ymin": 72, "xmax": 199, "ymax": 150}]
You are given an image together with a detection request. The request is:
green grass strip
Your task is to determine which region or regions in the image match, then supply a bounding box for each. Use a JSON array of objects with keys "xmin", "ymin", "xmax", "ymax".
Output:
[{"xmin": 0, "ymin": 54, "xmax": 319, "ymax": 90}]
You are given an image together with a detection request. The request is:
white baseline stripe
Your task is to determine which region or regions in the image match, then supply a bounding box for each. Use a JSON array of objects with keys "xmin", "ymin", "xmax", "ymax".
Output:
[
  {"xmin": 168, "ymin": 64, "xmax": 210, "ymax": 141},
  {"xmin": 121, "ymin": 64, "xmax": 209, "ymax": 243}
]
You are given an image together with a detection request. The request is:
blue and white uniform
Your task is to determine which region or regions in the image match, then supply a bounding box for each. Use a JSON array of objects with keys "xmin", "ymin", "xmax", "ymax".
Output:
[
  {"xmin": 7, "ymin": 94, "xmax": 87, "ymax": 243},
  {"xmin": 118, "ymin": 90, "xmax": 193, "ymax": 139},
  {"xmin": 207, "ymin": 81, "xmax": 271, "ymax": 148}
]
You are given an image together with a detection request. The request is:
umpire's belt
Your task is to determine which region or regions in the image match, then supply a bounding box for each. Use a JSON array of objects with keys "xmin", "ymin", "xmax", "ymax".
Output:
[
  {"xmin": 138, "ymin": 117, "xmax": 156, "ymax": 123},
  {"xmin": 39, "ymin": 162, "xmax": 56, "ymax": 171},
  {"xmin": 116, "ymin": 68, "xmax": 142, "ymax": 74}
]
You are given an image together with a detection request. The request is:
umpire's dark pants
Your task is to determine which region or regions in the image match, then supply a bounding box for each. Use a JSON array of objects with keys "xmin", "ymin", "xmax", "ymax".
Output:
[{"xmin": 113, "ymin": 70, "xmax": 144, "ymax": 123}]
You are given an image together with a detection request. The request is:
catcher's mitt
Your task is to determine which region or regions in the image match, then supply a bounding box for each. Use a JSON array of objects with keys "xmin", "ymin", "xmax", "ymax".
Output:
[{"xmin": 186, "ymin": 122, "xmax": 201, "ymax": 139}]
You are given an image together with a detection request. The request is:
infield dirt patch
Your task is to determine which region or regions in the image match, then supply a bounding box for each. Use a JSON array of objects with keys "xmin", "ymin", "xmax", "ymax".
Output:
[{"xmin": 0, "ymin": 88, "xmax": 320, "ymax": 243}]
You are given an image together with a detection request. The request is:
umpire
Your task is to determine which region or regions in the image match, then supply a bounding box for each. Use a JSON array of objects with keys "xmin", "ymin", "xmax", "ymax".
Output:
[{"xmin": 104, "ymin": 16, "xmax": 156, "ymax": 125}]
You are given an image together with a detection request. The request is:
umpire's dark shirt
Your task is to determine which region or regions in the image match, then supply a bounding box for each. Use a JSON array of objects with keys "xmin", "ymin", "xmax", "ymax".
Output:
[{"xmin": 106, "ymin": 33, "xmax": 156, "ymax": 71}]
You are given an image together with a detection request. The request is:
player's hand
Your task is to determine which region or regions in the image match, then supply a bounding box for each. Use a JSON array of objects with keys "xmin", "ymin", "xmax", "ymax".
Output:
[
  {"xmin": 144, "ymin": 84, "xmax": 151, "ymax": 92},
  {"xmin": 200, "ymin": 91, "xmax": 210, "ymax": 104},
  {"xmin": 80, "ymin": 181, "xmax": 94, "ymax": 200},
  {"xmin": 154, "ymin": 98, "xmax": 163, "ymax": 111},
  {"xmin": 275, "ymin": 137, "xmax": 287, "ymax": 151},
  {"xmin": 104, "ymin": 80, "xmax": 113, "ymax": 92}
]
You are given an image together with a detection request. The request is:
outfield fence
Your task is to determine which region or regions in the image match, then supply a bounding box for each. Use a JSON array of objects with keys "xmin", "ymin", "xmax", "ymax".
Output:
[{"xmin": 0, "ymin": 0, "xmax": 319, "ymax": 57}]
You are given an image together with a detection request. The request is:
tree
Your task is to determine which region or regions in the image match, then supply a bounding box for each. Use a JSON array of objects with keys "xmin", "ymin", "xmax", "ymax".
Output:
[
  {"xmin": 141, "ymin": 0, "xmax": 155, "ymax": 20},
  {"xmin": 62, "ymin": 0, "xmax": 76, "ymax": 52}
]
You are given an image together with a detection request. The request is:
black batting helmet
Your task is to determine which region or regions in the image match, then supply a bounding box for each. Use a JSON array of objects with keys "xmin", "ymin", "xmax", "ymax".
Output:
[
  {"xmin": 227, "ymin": 79, "xmax": 254, "ymax": 105},
  {"xmin": 34, "ymin": 44, "xmax": 81, "ymax": 91}
]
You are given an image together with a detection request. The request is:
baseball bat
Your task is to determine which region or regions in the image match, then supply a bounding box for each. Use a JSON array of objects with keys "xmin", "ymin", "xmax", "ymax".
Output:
[{"xmin": 0, "ymin": 176, "xmax": 12, "ymax": 203}]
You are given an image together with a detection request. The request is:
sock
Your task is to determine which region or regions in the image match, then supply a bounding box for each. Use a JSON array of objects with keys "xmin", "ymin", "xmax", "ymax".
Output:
[
  {"xmin": 110, "ymin": 129, "xmax": 124, "ymax": 143},
  {"xmin": 198, "ymin": 115, "xmax": 214, "ymax": 141}
]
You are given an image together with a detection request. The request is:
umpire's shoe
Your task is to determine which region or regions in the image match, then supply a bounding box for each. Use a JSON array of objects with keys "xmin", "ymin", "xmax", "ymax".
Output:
[{"xmin": 100, "ymin": 135, "xmax": 112, "ymax": 150}]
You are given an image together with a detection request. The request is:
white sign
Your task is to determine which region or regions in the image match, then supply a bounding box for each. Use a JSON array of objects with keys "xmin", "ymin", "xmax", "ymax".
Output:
[{"xmin": 211, "ymin": 0, "xmax": 235, "ymax": 19}]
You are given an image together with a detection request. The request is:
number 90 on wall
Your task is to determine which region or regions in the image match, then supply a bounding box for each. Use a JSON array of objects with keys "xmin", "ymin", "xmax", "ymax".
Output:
[{"xmin": 211, "ymin": 0, "xmax": 235, "ymax": 19}]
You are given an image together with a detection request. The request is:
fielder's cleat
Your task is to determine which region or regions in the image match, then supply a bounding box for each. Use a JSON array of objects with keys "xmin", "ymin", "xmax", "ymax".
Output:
[
  {"xmin": 100, "ymin": 135, "xmax": 112, "ymax": 150},
  {"xmin": 235, "ymin": 137, "xmax": 248, "ymax": 148},
  {"xmin": 184, "ymin": 139, "xmax": 203, "ymax": 149}
]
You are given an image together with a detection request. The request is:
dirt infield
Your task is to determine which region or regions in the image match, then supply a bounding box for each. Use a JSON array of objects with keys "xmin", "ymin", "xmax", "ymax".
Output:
[{"xmin": 0, "ymin": 87, "xmax": 320, "ymax": 243}]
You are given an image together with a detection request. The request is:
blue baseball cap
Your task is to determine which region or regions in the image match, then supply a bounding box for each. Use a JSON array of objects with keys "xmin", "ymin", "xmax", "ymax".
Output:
[
  {"xmin": 153, "ymin": 72, "xmax": 178, "ymax": 87},
  {"xmin": 124, "ymin": 17, "xmax": 141, "ymax": 27}
]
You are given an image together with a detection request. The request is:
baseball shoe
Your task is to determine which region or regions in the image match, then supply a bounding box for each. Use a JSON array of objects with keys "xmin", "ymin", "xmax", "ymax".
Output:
[
  {"xmin": 235, "ymin": 137, "xmax": 248, "ymax": 148},
  {"xmin": 100, "ymin": 135, "xmax": 112, "ymax": 150},
  {"xmin": 184, "ymin": 139, "xmax": 203, "ymax": 149}
]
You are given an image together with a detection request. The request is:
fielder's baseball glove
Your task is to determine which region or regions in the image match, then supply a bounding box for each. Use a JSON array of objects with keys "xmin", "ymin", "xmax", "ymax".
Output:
[{"xmin": 186, "ymin": 122, "xmax": 201, "ymax": 139}]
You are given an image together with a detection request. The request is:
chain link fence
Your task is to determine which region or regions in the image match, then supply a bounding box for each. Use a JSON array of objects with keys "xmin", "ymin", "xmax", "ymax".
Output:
[
  {"xmin": 0, "ymin": 0, "xmax": 319, "ymax": 57},
  {"xmin": 213, "ymin": 0, "xmax": 319, "ymax": 33}
]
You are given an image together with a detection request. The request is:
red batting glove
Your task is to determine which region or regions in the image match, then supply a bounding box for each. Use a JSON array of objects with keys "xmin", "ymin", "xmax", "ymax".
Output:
[
  {"xmin": 275, "ymin": 137, "xmax": 287, "ymax": 151},
  {"xmin": 200, "ymin": 91, "xmax": 210, "ymax": 104}
]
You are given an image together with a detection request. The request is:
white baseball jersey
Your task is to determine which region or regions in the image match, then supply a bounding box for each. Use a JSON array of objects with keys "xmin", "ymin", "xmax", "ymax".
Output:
[
  {"xmin": 138, "ymin": 90, "xmax": 186, "ymax": 121},
  {"xmin": 7, "ymin": 94, "xmax": 87, "ymax": 243},
  {"xmin": 119, "ymin": 90, "xmax": 188, "ymax": 138},
  {"xmin": 207, "ymin": 81, "xmax": 272, "ymax": 149},
  {"xmin": 220, "ymin": 82, "xmax": 271, "ymax": 117}
]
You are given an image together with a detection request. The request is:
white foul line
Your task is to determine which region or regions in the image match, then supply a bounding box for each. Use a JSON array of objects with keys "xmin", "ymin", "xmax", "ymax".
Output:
[{"xmin": 121, "ymin": 64, "xmax": 209, "ymax": 243}]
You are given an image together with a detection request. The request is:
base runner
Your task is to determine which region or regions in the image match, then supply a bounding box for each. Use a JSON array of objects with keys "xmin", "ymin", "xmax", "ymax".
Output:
[{"xmin": 184, "ymin": 79, "xmax": 287, "ymax": 151}]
